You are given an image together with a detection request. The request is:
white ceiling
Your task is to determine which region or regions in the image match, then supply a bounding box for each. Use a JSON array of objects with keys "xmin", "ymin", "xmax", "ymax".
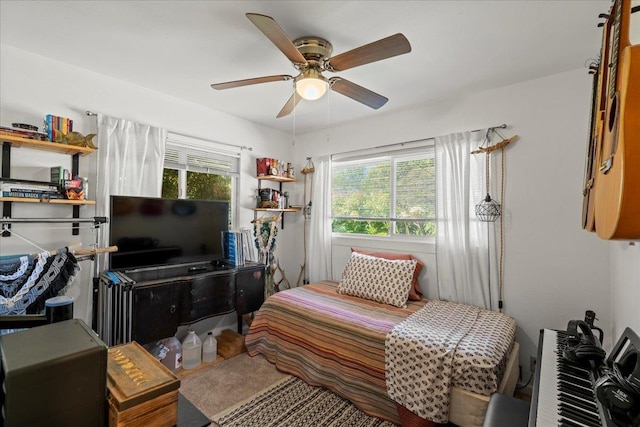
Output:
[{"xmin": 0, "ymin": 1, "xmax": 610, "ymax": 133}]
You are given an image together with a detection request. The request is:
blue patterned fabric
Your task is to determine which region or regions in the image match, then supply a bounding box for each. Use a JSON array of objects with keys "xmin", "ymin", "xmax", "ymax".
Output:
[{"xmin": 0, "ymin": 248, "xmax": 79, "ymax": 315}]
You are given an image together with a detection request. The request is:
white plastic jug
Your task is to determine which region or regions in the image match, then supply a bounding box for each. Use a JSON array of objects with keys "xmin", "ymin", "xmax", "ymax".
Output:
[
  {"xmin": 161, "ymin": 336, "xmax": 182, "ymax": 373},
  {"xmin": 182, "ymin": 330, "xmax": 202, "ymax": 370},
  {"xmin": 202, "ymin": 332, "xmax": 217, "ymax": 363}
]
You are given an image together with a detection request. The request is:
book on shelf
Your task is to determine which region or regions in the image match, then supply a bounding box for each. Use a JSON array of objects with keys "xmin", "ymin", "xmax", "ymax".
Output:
[
  {"xmin": 221, "ymin": 230, "xmax": 255, "ymax": 266},
  {"xmin": 50, "ymin": 166, "xmax": 70, "ymax": 186},
  {"xmin": 44, "ymin": 114, "xmax": 73, "ymax": 142},
  {"xmin": 240, "ymin": 228, "xmax": 256, "ymax": 262},
  {"xmin": 0, "ymin": 178, "xmax": 59, "ymax": 192},
  {"xmin": 2, "ymin": 191, "xmax": 65, "ymax": 200},
  {"xmin": 0, "ymin": 126, "xmax": 48, "ymax": 141}
]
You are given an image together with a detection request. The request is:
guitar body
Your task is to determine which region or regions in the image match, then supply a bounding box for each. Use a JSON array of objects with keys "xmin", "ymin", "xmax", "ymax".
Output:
[
  {"xmin": 594, "ymin": 0, "xmax": 640, "ymax": 240},
  {"xmin": 595, "ymin": 48, "xmax": 640, "ymax": 239},
  {"xmin": 582, "ymin": 14, "xmax": 613, "ymax": 232}
]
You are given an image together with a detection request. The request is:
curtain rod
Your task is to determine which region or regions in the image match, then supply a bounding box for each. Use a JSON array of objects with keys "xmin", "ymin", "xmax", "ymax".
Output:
[
  {"xmin": 335, "ymin": 123, "xmax": 508, "ymax": 157},
  {"xmin": 85, "ymin": 111, "xmax": 253, "ymax": 152},
  {"xmin": 368, "ymin": 123, "xmax": 507, "ymax": 154}
]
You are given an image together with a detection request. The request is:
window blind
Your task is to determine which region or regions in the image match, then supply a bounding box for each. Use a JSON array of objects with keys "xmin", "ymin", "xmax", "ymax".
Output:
[
  {"xmin": 331, "ymin": 143, "xmax": 436, "ymax": 237},
  {"xmin": 164, "ymin": 140, "xmax": 240, "ymax": 177}
]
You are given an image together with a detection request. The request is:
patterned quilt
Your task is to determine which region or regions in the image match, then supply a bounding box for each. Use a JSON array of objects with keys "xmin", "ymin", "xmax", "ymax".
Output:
[
  {"xmin": 386, "ymin": 300, "xmax": 515, "ymax": 423},
  {"xmin": 245, "ymin": 281, "xmax": 515, "ymax": 424}
]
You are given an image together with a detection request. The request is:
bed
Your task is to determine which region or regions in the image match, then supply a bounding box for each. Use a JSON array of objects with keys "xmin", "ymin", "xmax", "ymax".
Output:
[{"xmin": 245, "ymin": 280, "xmax": 519, "ymax": 427}]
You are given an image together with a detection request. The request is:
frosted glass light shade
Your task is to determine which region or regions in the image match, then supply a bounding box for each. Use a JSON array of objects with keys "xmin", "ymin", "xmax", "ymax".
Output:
[{"xmin": 296, "ymin": 76, "xmax": 327, "ymax": 100}]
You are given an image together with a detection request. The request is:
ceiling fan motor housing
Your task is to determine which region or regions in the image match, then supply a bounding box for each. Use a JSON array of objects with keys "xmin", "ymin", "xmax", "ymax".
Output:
[{"xmin": 293, "ymin": 37, "xmax": 333, "ymax": 69}]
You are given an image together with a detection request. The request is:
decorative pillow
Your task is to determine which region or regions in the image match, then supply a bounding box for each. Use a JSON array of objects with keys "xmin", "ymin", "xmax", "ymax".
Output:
[
  {"xmin": 351, "ymin": 248, "xmax": 425, "ymax": 300},
  {"xmin": 338, "ymin": 252, "xmax": 417, "ymax": 308}
]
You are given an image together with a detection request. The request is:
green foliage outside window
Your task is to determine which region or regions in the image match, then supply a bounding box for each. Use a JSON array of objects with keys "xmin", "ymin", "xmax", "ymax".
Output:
[
  {"xmin": 162, "ymin": 169, "xmax": 231, "ymax": 201},
  {"xmin": 162, "ymin": 169, "xmax": 179, "ymax": 199},
  {"xmin": 331, "ymin": 155, "xmax": 435, "ymax": 237}
]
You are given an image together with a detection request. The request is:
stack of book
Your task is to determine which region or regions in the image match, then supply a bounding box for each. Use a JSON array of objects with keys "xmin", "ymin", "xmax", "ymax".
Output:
[
  {"xmin": 0, "ymin": 126, "xmax": 48, "ymax": 141},
  {"xmin": 1, "ymin": 178, "xmax": 65, "ymax": 200},
  {"xmin": 44, "ymin": 114, "xmax": 73, "ymax": 142},
  {"xmin": 221, "ymin": 229, "xmax": 256, "ymax": 265}
]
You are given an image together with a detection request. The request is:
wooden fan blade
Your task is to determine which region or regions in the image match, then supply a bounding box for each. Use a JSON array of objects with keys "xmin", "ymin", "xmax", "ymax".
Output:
[
  {"xmin": 246, "ymin": 13, "xmax": 307, "ymax": 65},
  {"xmin": 211, "ymin": 75, "xmax": 293, "ymax": 90},
  {"xmin": 329, "ymin": 77, "xmax": 388, "ymax": 109},
  {"xmin": 277, "ymin": 93, "xmax": 302, "ymax": 118},
  {"xmin": 325, "ymin": 33, "xmax": 411, "ymax": 72}
]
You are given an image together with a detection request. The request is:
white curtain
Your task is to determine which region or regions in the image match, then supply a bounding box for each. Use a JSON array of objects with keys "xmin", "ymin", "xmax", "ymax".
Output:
[
  {"xmin": 307, "ymin": 155, "xmax": 332, "ymax": 283},
  {"xmin": 435, "ymin": 130, "xmax": 498, "ymax": 310},
  {"xmin": 95, "ymin": 114, "xmax": 167, "ymax": 272}
]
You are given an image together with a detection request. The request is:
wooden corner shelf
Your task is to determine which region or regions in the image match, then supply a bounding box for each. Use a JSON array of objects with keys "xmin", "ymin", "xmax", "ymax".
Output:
[
  {"xmin": 253, "ymin": 207, "xmax": 301, "ymax": 213},
  {"xmin": 254, "ymin": 175, "xmax": 299, "ymax": 228},
  {"xmin": 255, "ymin": 175, "xmax": 297, "ymax": 183}
]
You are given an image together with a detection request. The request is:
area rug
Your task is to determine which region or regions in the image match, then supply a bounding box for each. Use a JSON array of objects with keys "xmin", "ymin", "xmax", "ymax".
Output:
[{"xmin": 213, "ymin": 375, "xmax": 395, "ymax": 427}]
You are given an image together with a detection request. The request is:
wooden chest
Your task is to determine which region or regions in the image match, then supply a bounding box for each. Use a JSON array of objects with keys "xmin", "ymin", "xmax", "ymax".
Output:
[{"xmin": 107, "ymin": 341, "xmax": 180, "ymax": 427}]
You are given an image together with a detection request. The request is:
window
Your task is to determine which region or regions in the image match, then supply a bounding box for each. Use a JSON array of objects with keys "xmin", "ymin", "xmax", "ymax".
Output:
[
  {"xmin": 331, "ymin": 144, "xmax": 435, "ymax": 238},
  {"xmin": 162, "ymin": 137, "xmax": 240, "ymax": 227}
]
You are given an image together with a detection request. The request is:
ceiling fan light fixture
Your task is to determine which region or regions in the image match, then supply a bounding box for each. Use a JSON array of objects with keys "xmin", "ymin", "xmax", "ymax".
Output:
[{"xmin": 295, "ymin": 69, "xmax": 327, "ymax": 101}]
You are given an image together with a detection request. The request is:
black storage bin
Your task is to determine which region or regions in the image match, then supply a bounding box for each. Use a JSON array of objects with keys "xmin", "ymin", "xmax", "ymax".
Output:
[{"xmin": 0, "ymin": 319, "xmax": 108, "ymax": 427}]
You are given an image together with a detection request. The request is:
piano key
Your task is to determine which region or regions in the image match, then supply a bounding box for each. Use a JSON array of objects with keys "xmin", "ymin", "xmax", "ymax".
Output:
[
  {"xmin": 530, "ymin": 329, "xmax": 607, "ymax": 427},
  {"xmin": 558, "ymin": 392, "xmax": 599, "ymax": 412},
  {"xmin": 559, "ymin": 403, "xmax": 601, "ymax": 426}
]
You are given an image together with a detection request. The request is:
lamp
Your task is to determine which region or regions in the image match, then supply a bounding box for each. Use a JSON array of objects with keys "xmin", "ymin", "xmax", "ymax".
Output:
[
  {"xmin": 475, "ymin": 193, "xmax": 501, "ymax": 222},
  {"xmin": 295, "ymin": 69, "xmax": 327, "ymax": 101}
]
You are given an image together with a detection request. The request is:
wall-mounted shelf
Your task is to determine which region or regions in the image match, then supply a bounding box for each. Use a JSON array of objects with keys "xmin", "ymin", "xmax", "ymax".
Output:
[
  {"xmin": 255, "ymin": 175, "xmax": 296, "ymax": 183},
  {"xmin": 0, "ymin": 133, "xmax": 95, "ymax": 156},
  {"xmin": 1, "ymin": 131, "xmax": 97, "ymax": 235},
  {"xmin": 253, "ymin": 175, "xmax": 298, "ymax": 228},
  {"xmin": 253, "ymin": 207, "xmax": 301, "ymax": 213},
  {"xmin": 0, "ymin": 197, "xmax": 95, "ymax": 205}
]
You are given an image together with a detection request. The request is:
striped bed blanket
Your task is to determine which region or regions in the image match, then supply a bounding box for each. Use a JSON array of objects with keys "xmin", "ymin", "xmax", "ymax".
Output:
[{"xmin": 245, "ymin": 281, "xmax": 515, "ymax": 424}]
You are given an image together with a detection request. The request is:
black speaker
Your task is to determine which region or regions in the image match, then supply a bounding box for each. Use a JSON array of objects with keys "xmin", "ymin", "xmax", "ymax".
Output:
[
  {"xmin": 0, "ymin": 319, "xmax": 107, "ymax": 427},
  {"xmin": 595, "ymin": 348, "xmax": 640, "ymax": 427},
  {"xmin": 563, "ymin": 319, "xmax": 606, "ymax": 365}
]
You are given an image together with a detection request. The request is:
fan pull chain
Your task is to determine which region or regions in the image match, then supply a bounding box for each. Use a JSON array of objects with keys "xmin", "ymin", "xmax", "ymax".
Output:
[{"xmin": 292, "ymin": 88, "xmax": 297, "ymax": 146}]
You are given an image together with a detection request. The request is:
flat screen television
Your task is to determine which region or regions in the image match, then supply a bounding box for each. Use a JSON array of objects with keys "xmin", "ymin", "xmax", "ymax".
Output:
[{"xmin": 109, "ymin": 195, "xmax": 230, "ymax": 270}]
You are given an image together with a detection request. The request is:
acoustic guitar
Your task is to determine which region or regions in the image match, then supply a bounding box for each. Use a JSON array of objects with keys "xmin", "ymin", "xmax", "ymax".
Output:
[
  {"xmin": 582, "ymin": 10, "xmax": 614, "ymax": 232},
  {"xmin": 594, "ymin": 0, "xmax": 640, "ymax": 240}
]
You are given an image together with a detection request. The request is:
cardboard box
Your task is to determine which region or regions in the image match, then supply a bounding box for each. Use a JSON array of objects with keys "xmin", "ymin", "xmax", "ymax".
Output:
[
  {"xmin": 217, "ymin": 329, "xmax": 246, "ymax": 359},
  {"xmin": 107, "ymin": 341, "xmax": 180, "ymax": 427}
]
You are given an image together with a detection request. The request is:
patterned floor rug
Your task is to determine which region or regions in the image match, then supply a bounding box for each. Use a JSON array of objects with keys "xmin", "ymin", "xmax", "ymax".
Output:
[{"xmin": 212, "ymin": 375, "xmax": 396, "ymax": 427}]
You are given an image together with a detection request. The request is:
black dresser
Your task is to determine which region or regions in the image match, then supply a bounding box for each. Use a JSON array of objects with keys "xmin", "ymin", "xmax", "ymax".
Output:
[{"xmin": 99, "ymin": 261, "xmax": 266, "ymax": 345}]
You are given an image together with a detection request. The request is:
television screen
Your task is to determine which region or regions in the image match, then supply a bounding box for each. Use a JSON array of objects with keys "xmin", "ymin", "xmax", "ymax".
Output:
[{"xmin": 109, "ymin": 196, "xmax": 230, "ymax": 270}]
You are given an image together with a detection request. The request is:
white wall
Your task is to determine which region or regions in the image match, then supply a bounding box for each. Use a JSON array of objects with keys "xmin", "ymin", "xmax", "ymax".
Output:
[
  {"xmin": 0, "ymin": 44, "xmax": 295, "ymax": 337},
  {"xmin": 294, "ymin": 68, "xmax": 613, "ymax": 380},
  {"xmin": 611, "ymin": 244, "xmax": 640, "ymax": 339}
]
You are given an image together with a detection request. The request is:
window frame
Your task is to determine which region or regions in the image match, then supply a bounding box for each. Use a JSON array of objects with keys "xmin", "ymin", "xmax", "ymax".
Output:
[{"xmin": 331, "ymin": 141, "xmax": 436, "ymax": 242}]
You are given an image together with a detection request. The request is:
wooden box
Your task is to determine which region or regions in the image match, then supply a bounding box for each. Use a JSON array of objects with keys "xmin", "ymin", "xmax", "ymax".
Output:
[
  {"xmin": 107, "ymin": 341, "xmax": 180, "ymax": 427},
  {"xmin": 217, "ymin": 329, "xmax": 246, "ymax": 359}
]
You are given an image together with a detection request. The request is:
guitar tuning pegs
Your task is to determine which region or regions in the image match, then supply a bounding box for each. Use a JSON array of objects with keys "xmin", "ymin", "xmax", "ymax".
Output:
[{"xmin": 598, "ymin": 13, "xmax": 610, "ymax": 19}]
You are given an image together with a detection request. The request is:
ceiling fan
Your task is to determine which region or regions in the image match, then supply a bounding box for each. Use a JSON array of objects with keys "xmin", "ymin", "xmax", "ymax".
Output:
[{"xmin": 211, "ymin": 13, "xmax": 412, "ymax": 118}]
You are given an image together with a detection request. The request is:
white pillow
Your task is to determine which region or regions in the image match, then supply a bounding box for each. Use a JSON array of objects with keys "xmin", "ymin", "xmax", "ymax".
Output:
[{"xmin": 338, "ymin": 252, "xmax": 417, "ymax": 308}]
